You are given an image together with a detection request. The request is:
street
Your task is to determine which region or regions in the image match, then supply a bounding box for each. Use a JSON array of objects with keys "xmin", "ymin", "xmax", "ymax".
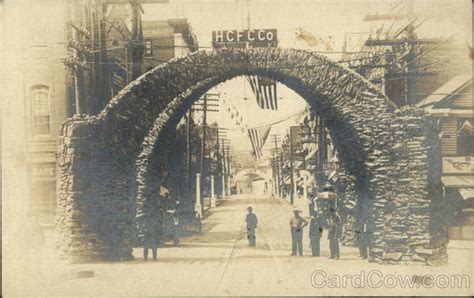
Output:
[{"xmin": 35, "ymin": 195, "xmax": 473, "ymax": 296}]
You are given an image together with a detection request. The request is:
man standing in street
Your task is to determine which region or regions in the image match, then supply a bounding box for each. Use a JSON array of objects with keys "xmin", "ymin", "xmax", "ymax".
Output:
[
  {"xmin": 309, "ymin": 211, "xmax": 324, "ymax": 257},
  {"xmin": 328, "ymin": 207, "xmax": 342, "ymax": 260},
  {"xmin": 356, "ymin": 217, "xmax": 372, "ymax": 259},
  {"xmin": 246, "ymin": 206, "xmax": 258, "ymax": 246},
  {"xmin": 290, "ymin": 209, "xmax": 308, "ymax": 256},
  {"xmin": 143, "ymin": 211, "xmax": 160, "ymax": 261}
]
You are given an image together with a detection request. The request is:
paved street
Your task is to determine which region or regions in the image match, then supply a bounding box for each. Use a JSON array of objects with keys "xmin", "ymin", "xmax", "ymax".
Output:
[{"xmin": 34, "ymin": 194, "xmax": 473, "ymax": 296}]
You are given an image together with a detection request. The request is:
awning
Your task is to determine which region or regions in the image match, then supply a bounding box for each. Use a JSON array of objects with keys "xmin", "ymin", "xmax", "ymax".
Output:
[
  {"xmin": 458, "ymin": 188, "xmax": 474, "ymax": 200},
  {"xmin": 442, "ymin": 176, "xmax": 474, "ymax": 188}
]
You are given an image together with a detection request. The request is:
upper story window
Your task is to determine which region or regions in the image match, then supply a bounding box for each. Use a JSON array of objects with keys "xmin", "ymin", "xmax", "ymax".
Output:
[
  {"xmin": 31, "ymin": 85, "xmax": 51, "ymax": 137},
  {"xmin": 144, "ymin": 39, "xmax": 153, "ymax": 57}
]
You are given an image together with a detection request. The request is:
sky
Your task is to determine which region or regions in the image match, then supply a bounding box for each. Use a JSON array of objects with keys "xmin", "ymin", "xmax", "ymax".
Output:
[{"xmin": 141, "ymin": 0, "xmax": 472, "ymax": 160}]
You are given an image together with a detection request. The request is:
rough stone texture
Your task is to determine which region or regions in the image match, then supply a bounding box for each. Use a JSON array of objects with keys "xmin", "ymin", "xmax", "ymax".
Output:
[{"xmin": 56, "ymin": 48, "xmax": 446, "ymax": 265}]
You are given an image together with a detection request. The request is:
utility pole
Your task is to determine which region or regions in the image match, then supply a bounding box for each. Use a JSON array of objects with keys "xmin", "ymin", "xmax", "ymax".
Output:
[
  {"xmin": 191, "ymin": 93, "xmax": 219, "ymax": 176},
  {"xmin": 66, "ymin": 3, "xmax": 90, "ymax": 115},
  {"xmin": 270, "ymin": 151, "xmax": 278, "ymax": 196},
  {"xmin": 217, "ymin": 129, "xmax": 227, "ymax": 198},
  {"xmin": 129, "ymin": 0, "xmax": 144, "ymax": 81},
  {"xmin": 190, "ymin": 93, "xmax": 219, "ymax": 205},
  {"xmin": 71, "ymin": 26, "xmax": 84, "ymax": 115},
  {"xmin": 221, "ymin": 141, "xmax": 227, "ymax": 196},
  {"xmin": 200, "ymin": 94, "xmax": 207, "ymax": 176},
  {"xmin": 280, "ymin": 150, "xmax": 284, "ymax": 197},
  {"xmin": 226, "ymin": 145, "xmax": 231, "ymax": 195},
  {"xmin": 362, "ymin": 0, "xmax": 447, "ymax": 106},
  {"xmin": 220, "ymin": 139, "xmax": 231, "ymax": 195},
  {"xmin": 289, "ymin": 129, "xmax": 295, "ymax": 205},
  {"xmin": 272, "ymin": 135, "xmax": 281, "ymax": 196},
  {"xmin": 317, "ymin": 116, "xmax": 327, "ymax": 187},
  {"xmin": 215, "ymin": 127, "xmax": 221, "ymax": 199},
  {"xmin": 185, "ymin": 110, "xmax": 192, "ymax": 183}
]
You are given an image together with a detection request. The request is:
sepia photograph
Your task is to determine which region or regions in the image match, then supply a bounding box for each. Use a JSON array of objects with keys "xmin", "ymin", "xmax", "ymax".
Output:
[{"xmin": 1, "ymin": 0, "xmax": 473, "ymax": 296}]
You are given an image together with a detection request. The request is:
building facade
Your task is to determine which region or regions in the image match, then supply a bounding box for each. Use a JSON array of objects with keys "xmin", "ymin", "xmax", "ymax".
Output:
[
  {"xmin": 418, "ymin": 73, "xmax": 474, "ymax": 240},
  {"xmin": 3, "ymin": 0, "xmax": 70, "ymax": 225},
  {"xmin": 2, "ymin": 1, "xmax": 199, "ymax": 227}
]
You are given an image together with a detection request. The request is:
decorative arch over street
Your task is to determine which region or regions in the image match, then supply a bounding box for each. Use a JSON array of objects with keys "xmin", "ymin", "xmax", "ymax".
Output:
[{"xmin": 57, "ymin": 48, "xmax": 445, "ymax": 265}]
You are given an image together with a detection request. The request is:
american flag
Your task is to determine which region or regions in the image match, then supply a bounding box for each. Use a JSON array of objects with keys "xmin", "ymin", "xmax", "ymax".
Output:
[
  {"xmin": 247, "ymin": 76, "xmax": 278, "ymax": 110},
  {"xmin": 247, "ymin": 125, "xmax": 272, "ymax": 160}
]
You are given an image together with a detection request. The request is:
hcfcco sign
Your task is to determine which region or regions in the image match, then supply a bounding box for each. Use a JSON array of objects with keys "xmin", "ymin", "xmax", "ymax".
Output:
[{"xmin": 212, "ymin": 29, "xmax": 277, "ymax": 44}]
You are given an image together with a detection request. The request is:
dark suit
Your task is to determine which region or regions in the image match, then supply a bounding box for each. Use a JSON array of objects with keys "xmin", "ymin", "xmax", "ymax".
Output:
[
  {"xmin": 355, "ymin": 218, "xmax": 373, "ymax": 259},
  {"xmin": 246, "ymin": 212, "xmax": 258, "ymax": 246},
  {"xmin": 328, "ymin": 213, "xmax": 342, "ymax": 259},
  {"xmin": 309, "ymin": 216, "xmax": 324, "ymax": 256},
  {"xmin": 143, "ymin": 215, "xmax": 160, "ymax": 260}
]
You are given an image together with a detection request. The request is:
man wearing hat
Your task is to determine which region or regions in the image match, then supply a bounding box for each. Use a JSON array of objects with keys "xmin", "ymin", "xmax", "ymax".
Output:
[
  {"xmin": 289, "ymin": 209, "xmax": 308, "ymax": 256},
  {"xmin": 246, "ymin": 206, "xmax": 258, "ymax": 246}
]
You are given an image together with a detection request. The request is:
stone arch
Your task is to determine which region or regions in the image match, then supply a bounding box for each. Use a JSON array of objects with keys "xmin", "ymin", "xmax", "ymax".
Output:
[{"xmin": 57, "ymin": 48, "xmax": 445, "ymax": 264}]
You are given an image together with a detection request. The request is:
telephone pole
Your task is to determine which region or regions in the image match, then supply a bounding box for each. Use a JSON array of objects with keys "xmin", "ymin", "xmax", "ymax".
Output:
[
  {"xmin": 362, "ymin": 0, "xmax": 448, "ymax": 105},
  {"xmin": 191, "ymin": 93, "xmax": 219, "ymax": 176},
  {"xmin": 272, "ymin": 134, "xmax": 281, "ymax": 197},
  {"xmin": 185, "ymin": 110, "xmax": 192, "ymax": 183},
  {"xmin": 289, "ymin": 129, "xmax": 295, "ymax": 205},
  {"xmin": 191, "ymin": 93, "xmax": 219, "ymax": 205},
  {"xmin": 200, "ymin": 94, "xmax": 207, "ymax": 176},
  {"xmin": 317, "ymin": 116, "xmax": 327, "ymax": 187}
]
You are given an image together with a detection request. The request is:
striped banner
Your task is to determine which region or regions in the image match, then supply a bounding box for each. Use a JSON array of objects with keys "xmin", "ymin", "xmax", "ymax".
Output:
[
  {"xmin": 247, "ymin": 75, "xmax": 278, "ymax": 110},
  {"xmin": 247, "ymin": 125, "xmax": 272, "ymax": 160}
]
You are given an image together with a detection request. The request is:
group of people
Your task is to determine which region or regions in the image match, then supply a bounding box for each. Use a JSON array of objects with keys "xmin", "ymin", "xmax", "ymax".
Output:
[
  {"xmin": 246, "ymin": 183, "xmax": 372, "ymax": 260},
  {"xmin": 143, "ymin": 184, "xmax": 372, "ymax": 261},
  {"xmin": 245, "ymin": 204, "xmax": 341, "ymax": 259},
  {"xmin": 289, "ymin": 207, "xmax": 341, "ymax": 259}
]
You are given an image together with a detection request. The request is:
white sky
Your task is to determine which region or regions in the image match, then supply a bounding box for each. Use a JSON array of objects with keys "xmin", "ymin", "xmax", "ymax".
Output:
[{"xmin": 141, "ymin": 0, "xmax": 472, "ymax": 157}]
